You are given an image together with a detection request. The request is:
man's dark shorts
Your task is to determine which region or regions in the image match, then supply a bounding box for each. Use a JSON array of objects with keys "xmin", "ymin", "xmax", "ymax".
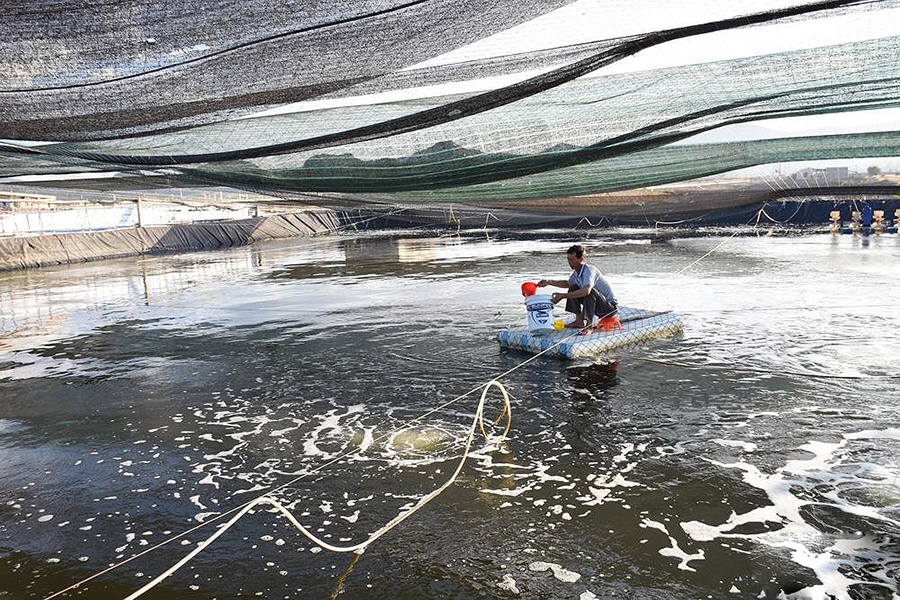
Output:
[{"xmin": 565, "ymin": 285, "xmax": 618, "ymax": 321}]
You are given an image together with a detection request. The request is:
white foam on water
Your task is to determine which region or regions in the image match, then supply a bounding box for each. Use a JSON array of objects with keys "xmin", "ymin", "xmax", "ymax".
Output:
[
  {"xmin": 269, "ymin": 419, "xmax": 304, "ymax": 439},
  {"xmin": 358, "ymin": 426, "xmax": 375, "ymax": 454},
  {"xmin": 613, "ymin": 442, "xmax": 647, "ymax": 463},
  {"xmin": 641, "ymin": 517, "xmax": 706, "ymax": 572},
  {"xmin": 830, "ymin": 341, "xmax": 900, "ymax": 376},
  {"xmin": 655, "ymin": 441, "xmax": 691, "ymax": 457},
  {"xmin": 573, "ymin": 442, "xmax": 646, "ymax": 505},
  {"xmin": 476, "ymin": 452, "xmax": 571, "ymax": 497},
  {"xmin": 713, "ymin": 439, "xmax": 758, "ymax": 452},
  {"xmin": 497, "ymin": 573, "xmax": 520, "ymax": 594},
  {"xmin": 197, "ymin": 472, "xmax": 220, "ymax": 489},
  {"xmin": 681, "ymin": 428, "xmax": 900, "ymax": 598},
  {"xmin": 528, "ymin": 561, "xmax": 582, "ymax": 583},
  {"xmin": 782, "ymin": 440, "xmax": 842, "ymax": 475},
  {"xmin": 189, "ymin": 495, "xmax": 207, "ymax": 511},
  {"xmin": 481, "ymin": 484, "xmax": 537, "ymax": 498},
  {"xmin": 302, "ymin": 404, "xmax": 366, "ymax": 458},
  {"xmin": 231, "ymin": 482, "xmax": 268, "ymax": 497},
  {"xmin": 339, "ymin": 510, "xmax": 360, "ymax": 524},
  {"xmin": 580, "ymin": 466, "xmax": 643, "ymax": 507},
  {"xmin": 845, "ymin": 427, "xmax": 900, "ymax": 441}
]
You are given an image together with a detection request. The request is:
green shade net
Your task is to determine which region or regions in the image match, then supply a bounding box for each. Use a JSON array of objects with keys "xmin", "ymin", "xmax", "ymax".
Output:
[{"xmin": 2, "ymin": 0, "xmax": 900, "ymax": 206}]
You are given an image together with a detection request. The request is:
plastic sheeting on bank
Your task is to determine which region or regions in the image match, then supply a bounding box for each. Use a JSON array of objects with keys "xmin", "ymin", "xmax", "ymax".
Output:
[{"xmin": 0, "ymin": 211, "xmax": 340, "ymax": 271}]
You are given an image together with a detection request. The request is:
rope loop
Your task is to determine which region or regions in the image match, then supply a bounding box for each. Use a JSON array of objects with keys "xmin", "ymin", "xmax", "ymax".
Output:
[
  {"xmin": 115, "ymin": 380, "xmax": 513, "ymax": 599},
  {"xmin": 478, "ymin": 379, "xmax": 512, "ymax": 443}
]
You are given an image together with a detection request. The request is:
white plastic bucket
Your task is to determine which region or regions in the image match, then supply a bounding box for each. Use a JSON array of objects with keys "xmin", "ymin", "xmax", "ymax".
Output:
[{"xmin": 525, "ymin": 294, "xmax": 555, "ymax": 333}]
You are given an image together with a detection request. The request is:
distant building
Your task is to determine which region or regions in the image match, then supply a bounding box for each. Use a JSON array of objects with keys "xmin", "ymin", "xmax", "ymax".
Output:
[{"xmin": 792, "ymin": 167, "xmax": 849, "ymax": 184}]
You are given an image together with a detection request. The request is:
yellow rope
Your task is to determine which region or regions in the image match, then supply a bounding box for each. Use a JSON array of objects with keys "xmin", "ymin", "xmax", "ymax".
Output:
[{"xmin": 329, "ymin": 552, "xmax": 361, "ymax": 600}]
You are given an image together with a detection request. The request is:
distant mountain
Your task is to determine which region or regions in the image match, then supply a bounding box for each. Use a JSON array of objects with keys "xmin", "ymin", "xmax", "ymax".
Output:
[
  {"xmin": 302, "ymin": 141, "xmax": 502, "ymax": 170},
  {"xmin": 409, "ymin": 140, "xmax": 483, "ymax": 159}
]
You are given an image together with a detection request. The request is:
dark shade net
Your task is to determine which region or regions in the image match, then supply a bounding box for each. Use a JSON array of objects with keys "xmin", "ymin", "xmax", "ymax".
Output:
[{"xmin": 2, "ymin": 0, "xmax": 900, "ymax": 205}]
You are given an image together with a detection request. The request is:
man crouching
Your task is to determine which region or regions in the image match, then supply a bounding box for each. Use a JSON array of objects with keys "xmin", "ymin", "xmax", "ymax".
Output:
[{"xmin": 537, "ymin": 244, "xmax": 617, "ymax": 329}]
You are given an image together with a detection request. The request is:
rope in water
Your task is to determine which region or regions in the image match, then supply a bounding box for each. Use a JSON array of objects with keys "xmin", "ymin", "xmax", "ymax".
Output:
[
  {"xmin": 46, "ymin": 309, "xmax": 590, "ymax": 600},
  {"xmin": 47, "ymin": 380, "xmax": 512, "ymax": 600}
]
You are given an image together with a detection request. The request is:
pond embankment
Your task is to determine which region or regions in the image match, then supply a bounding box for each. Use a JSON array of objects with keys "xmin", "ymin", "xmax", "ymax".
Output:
[{"xmin": 0, "ymin": 209, "xmax": 341, "ymax": 271}]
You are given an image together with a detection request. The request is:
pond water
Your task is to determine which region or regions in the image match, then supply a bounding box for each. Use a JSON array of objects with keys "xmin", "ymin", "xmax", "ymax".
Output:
[{"xmin": 1, "ymin": 229, "xmax": 898, "ymax": 599}]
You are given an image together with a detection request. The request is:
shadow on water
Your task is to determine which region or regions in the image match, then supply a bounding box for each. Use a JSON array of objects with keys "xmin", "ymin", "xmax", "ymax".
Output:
[
  {"xmin": 566, "ymin": 360, "xmax": 620, "ymax": 403},
  {"xmin": 560, "ymin": 360, "xmax": 620, "ymax": 448}
]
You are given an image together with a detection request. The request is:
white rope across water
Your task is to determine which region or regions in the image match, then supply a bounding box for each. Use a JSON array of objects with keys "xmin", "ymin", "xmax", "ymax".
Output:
[{"xmin": 119, "ymin": 380, "xmax": 511, "ymax": 600}]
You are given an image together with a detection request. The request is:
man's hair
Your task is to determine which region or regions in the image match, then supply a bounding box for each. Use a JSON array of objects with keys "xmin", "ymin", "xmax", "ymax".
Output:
[{"xmin": 566, "ymin": 244, "xmax": 585, "ymax": 258}]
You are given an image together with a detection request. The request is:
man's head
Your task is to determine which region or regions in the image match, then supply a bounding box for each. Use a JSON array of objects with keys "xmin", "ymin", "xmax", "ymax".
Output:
[{"xmin": 566, "ymin": 244, "xmax": 585, "ymax": 269}]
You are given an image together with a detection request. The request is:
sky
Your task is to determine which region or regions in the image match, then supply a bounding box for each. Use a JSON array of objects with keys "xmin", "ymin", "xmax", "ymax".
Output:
[
  {"xmin": 412, "ymin": 0, "xmax": 899, "ymax": 72},
  {"xmin": 252, "ymin": 0, "xmax": 900, "ymax": 137}
]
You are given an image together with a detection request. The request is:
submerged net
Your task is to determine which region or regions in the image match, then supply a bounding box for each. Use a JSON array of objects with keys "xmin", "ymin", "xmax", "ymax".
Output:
[{"xmin": 2, "ymin": 0, "xmax": 900, "ymax": 207}]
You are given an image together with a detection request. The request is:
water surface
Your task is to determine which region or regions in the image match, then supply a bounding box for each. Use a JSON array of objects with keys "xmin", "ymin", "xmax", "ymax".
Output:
[{"xmin": 1, "ymin": 230, "xmax": 898, "ymax": 599}]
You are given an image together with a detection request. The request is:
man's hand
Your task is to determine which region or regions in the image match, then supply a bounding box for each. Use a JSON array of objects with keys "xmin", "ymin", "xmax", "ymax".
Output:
[
  {"xmin": 537, "ymin": 279, "xmax": 548, "ymax": 287},
  {"xmin": 551, "ymin": 292, "xmax": 564, "ymax": 303}
]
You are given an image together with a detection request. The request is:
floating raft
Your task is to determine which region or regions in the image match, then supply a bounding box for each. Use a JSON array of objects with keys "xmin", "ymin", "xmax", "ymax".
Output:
[{"xmin": 498, "ymin": 307, "xmax": 683, "ymax": 359}]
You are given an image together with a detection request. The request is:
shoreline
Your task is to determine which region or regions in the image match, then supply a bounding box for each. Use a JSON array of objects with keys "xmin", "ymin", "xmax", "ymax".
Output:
[
  {"xmin": 0, "ymin": 210, "xmax": 340, "ymax": 272},
  {"xmin": 3, "ymin": 191, "xmax": 898, "ymax": 271}
]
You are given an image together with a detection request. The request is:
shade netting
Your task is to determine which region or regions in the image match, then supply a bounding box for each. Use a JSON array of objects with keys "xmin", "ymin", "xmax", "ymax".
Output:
[{"xmin": 2, "ymin": 0, "xmax": 900, "ymax": 207}]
